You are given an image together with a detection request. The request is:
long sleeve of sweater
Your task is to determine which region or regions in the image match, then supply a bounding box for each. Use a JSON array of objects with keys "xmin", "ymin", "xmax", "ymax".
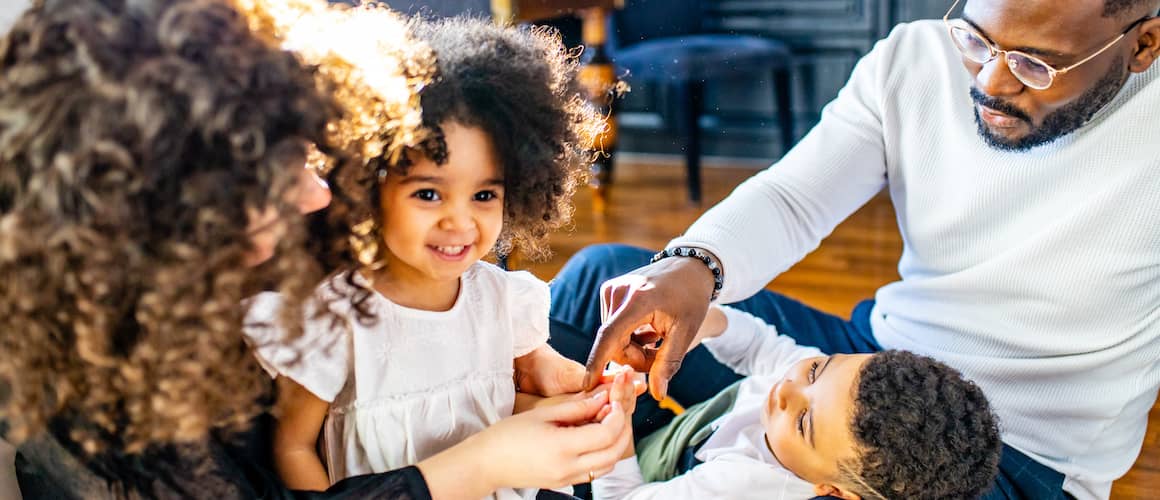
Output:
[{"xmin": 668, "ymin": 27, "xmax": 890, "ymax": 303}]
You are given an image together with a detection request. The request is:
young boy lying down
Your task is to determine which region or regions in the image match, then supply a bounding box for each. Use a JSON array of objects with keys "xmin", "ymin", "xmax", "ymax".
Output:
[{"xmin": 593, "ymin": 305, "xmax": 1003, "ymax": 500}]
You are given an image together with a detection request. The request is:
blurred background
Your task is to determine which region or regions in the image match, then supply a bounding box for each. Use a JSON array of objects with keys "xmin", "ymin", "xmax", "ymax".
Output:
[{"xmin": 382, "ymin": 0, "xmax": 948, "ymax": 161}]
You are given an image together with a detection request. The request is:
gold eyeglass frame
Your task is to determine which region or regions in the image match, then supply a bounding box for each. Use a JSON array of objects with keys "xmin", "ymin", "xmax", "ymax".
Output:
[{"xmin": 942, "ymin": 0, "xmax": 1150, "ymax": 90}]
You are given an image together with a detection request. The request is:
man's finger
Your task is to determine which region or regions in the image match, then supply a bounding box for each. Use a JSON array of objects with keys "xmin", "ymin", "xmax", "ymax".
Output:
[
  {"xmin": 599, "ymin": 282, "xmax": 614, "ymax": 323},
  {"xmin": 583, "ymin": 305, "xmax": 649, "ymax": 389},
  {"xmin": 647, "ymin": 324, "xmax": 695, "ymax": 400},
  {"xmin": 603, "ymin": 283, "xmax": 634, "ymax": 321},
  {"xmin": 617, "ymin": 342, "xmax": 653, "ymax": 372}
]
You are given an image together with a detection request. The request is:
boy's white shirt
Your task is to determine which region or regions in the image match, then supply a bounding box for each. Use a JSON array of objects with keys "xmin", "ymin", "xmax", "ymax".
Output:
[{"xmin": 592, "ymin": 307, "xmax": 821, "ymax": 500}]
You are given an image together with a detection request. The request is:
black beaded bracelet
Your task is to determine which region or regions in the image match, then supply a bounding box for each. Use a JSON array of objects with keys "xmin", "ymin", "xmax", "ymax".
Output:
[{"xmin": 651, "ymin": 247, "xmax": 724, "ymax": 301}]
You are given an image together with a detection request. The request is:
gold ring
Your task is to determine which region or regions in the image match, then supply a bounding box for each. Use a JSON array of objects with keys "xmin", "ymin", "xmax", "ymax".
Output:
[{"xmin": 587, "ymin": 470, "xmax": 595, "ymax": 482}]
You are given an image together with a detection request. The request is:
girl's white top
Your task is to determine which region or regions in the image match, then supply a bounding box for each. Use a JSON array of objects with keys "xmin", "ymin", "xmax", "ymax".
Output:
[{"xmin": 245, "ymin": 262, "xmax": 549, "ymax": 500}]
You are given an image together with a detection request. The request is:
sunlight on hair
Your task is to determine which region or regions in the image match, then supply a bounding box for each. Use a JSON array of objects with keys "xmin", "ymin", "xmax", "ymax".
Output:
[{"xmin": 234, "ymin": 0, "xmax": 434, "ymax": 164}]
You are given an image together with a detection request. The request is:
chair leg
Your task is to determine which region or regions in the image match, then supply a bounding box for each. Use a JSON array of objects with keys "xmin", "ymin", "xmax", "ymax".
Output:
[
  {"xmin": 773, "ymin": 66, "xmax": 795, "ymax": 156},
  {"xmin": 674, "ymin": 80, "xmax": 704, "ymax": 204}
]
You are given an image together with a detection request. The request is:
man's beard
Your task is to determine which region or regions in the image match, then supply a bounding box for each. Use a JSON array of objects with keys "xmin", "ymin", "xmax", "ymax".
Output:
[{"xmin": 971, "ymin": 55, "xmax": 1129, "ymax": 151}]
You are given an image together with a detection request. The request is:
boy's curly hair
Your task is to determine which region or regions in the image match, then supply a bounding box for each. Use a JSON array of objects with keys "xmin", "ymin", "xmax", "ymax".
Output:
[
  {"xmin": 843, "ymin": 350, "xmax": 1002, "ymax": 500},
  {"xmin": 373, "ymin": 16, "xmax": 599, "ymax": 259},
  {"xmin": 0, "ymin": 0, "xmax": 340, "ymax": 454}
]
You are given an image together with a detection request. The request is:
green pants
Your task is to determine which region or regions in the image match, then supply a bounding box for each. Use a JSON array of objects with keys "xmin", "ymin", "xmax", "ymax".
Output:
[{"xmin": 635, "ymin": 380, "xmax": 744, "ymax": 482}]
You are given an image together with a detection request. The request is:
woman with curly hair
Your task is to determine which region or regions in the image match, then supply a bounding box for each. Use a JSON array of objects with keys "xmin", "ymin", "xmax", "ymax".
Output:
[
  {"xmin": 252, "ymin": 16, "xmax": 619, "ymax": 498},
  {"xmin": 0, "ymin": 1, "xmax": 629, "ymax": 498}
]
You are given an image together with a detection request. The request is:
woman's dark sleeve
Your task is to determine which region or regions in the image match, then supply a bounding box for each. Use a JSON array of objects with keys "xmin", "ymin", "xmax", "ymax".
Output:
[
  {"xmin": 13, "ymin": 426, "xmax": 434, "ymax": 500},
  {"xmin": 225, "ymin": 431, "xmax": 433, "ymax": 500},
  {"xmin": 301, "ymin": 467, "xmax": 432, "ymax": 499},
  {"xmin": 227, "ymin": 384, "xmax": 434, "ymax": 499},
  {"xmin": 7, "ymin": 372, "xmax": 434, "ymax": 500},
  {"xmin": 317, "ymin": 467, "xmax": 431, "ymax": 499},
  {"xmin": 243, "ymin": 462, "xmax": 432, "ymax": 500}
]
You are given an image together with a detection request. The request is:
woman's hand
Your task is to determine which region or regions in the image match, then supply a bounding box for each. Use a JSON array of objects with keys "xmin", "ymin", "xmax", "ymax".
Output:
[
  {"xmin": 585, "ymin": 255, "xmax": 717, "ymax": 400},
  {"xmin": 418, "ymin": 391, "xmax": 632, "ymax": 498}
]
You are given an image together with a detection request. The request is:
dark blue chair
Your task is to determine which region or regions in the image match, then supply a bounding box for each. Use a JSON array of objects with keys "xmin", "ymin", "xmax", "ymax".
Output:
[
  {"xmin": 609, "ymin": 0, "xmax": 796, "ymax": 203},
  {"xmin": 381, "ymin": 0, "xmax": 491, "ymax": 19}
]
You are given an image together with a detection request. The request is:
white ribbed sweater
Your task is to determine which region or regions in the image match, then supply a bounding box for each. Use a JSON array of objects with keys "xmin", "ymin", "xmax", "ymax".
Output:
[{"xmin": 670, "ymin": 20, "xmax": 1160, "ymax": 500}]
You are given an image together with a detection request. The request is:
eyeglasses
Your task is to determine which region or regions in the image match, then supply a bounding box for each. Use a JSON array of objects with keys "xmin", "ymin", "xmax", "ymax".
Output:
[{"xmin": 942, "ymin": 0, "xmax": 1151, "ymax": 90}]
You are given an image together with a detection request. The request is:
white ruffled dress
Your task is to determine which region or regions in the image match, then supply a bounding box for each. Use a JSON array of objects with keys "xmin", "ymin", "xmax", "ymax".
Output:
[{"xmin": 245, "ymin": 262, "xmax": 549, "ymax": 500}]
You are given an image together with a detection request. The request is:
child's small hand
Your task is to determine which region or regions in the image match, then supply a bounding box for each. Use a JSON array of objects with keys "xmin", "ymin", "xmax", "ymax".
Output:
[
  {"xmin": 593, "ymin": 367, "xmax": 645, "ymax": 422},
  {"xmin": 514, "ymin": 345, "xmax": 586, "ymax": 397},
  {"xmin": 520, "ymin": 364, "xmax": 644, "ymax": 422}
]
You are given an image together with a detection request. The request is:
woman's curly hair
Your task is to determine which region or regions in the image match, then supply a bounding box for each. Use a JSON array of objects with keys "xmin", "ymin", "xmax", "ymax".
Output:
[
  {"xmin": 0, "ymin": 0, "xmax": 341, "ymax": 454},
  {"xmin": 353, "ymin": 16, "xmax": 600, "ymax": 261},
  {"xmin": 842, "ymin": 350, "xmax": 1003, "ymax": 500}
]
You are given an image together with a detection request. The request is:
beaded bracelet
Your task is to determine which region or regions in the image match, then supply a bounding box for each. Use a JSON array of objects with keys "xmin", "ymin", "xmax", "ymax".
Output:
[{"xmin": 650, "ymin": 247, "xmax": 724, "ymax": 301}]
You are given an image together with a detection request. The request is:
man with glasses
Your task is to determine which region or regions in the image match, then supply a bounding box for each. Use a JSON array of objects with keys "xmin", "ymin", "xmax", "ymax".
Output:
[
  {"xmin": 942, "ymin": 0, "xmax": 1156, "ymax": 150},
  {"xmin": 547, "ymin": 0, "xmax": 1160, "ymax": 499}
]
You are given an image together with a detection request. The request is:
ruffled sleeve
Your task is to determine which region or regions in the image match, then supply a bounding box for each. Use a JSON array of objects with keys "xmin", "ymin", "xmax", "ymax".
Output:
[
  {"xmin": 505, "ymin": 269, "xmax": 551, "ymax": 357},
  {"xmin": 242, "ymin": 291, "xmax": 351, "ymax": 402}
]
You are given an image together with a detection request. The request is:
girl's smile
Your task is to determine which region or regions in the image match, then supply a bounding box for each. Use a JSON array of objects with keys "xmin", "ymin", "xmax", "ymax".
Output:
[
  {"xmin": 373, "ymin": 121, "xmax": 505, "ymax": 311},
  {"xmin": 428, "ymin": 244, "xmax": 472, "ymax": 261}
]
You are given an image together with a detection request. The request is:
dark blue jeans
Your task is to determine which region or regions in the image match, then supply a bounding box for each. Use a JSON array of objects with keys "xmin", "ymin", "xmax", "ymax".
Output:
[{"xmin": 548, "ymin": 244, "xmax": 1070, "ymax": 500}]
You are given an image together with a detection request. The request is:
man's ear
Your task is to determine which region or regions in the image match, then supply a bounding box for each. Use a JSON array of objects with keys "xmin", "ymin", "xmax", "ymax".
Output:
[
  {"xmin": 1129, "ymin": 17, "xmax": 1160, "ymax": 73},
  {"xmin": 813, "ymin": 482, "xmax": 862, "ymax": 500}
]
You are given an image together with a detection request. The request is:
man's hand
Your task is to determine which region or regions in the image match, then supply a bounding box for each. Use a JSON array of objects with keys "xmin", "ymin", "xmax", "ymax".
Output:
[
  {"xmin": 514, "ymin": 345, "xmax": 586, "ymax": 397},
  {"xmin": 584, "ymin": 254, "xmax": 717, "ymax": 400}
]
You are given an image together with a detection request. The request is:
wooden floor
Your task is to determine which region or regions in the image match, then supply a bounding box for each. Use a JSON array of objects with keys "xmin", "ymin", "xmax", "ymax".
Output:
[{"xmin": 516, "ymin": 159, "xmax": 1159, "ymax": 499}]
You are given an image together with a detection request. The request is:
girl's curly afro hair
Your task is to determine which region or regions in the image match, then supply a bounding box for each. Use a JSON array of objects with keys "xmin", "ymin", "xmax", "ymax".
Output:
[{"xmin": 381, "ymin": 16, "xmax": 601, "ymax": 260}]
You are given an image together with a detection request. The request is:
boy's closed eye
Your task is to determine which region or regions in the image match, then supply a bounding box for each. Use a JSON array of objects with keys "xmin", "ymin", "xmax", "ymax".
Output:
[{"xmin": 799, "ymin": 358, "xmax": 829, "ymax": 446}]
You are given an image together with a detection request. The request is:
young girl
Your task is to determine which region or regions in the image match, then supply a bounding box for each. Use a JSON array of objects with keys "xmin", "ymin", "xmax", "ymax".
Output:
[{"xmin": 245, "ymin": 16, "xmax": 604, "ymax": 498}]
